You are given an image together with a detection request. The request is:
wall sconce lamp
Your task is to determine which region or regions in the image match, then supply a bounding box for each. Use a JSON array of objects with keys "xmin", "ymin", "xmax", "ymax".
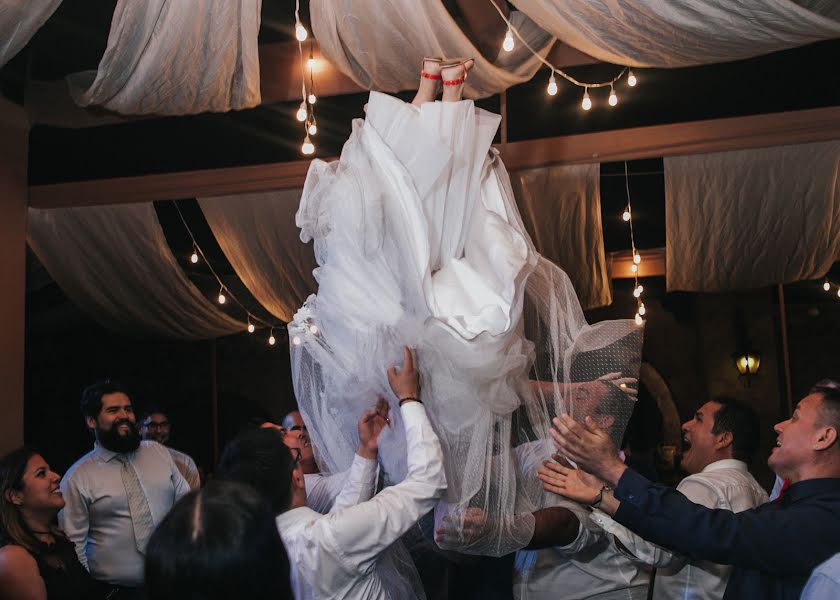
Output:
[{"xmin": 733, "ymin": 350, "xmax": 761, "ymax": 385}]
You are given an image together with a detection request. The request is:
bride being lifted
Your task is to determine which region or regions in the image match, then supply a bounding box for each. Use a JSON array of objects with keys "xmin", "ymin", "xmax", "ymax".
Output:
[{"xmin": 289, "ymin": 57, "xmax": 642, "ymax": 556}]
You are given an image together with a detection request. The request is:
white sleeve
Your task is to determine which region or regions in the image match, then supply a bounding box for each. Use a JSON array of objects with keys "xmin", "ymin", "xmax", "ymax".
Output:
[
  {"xmin": 305, "ymin": 472, "xmax": 347, "ymax": 514},
  {"xmin": 313, "ymin": 402, "xmax": 446, "ymax": 573},
  {"xmin": 184, "ymin": 455, "xmax": 201, "ymax": 491},
  {"xmin": 329, "ymin": 454, "xmax": 378, "ymax": 513},
  {"xmin": 58, "ymin": 474, "xmax": 90, "ymax": 569}
]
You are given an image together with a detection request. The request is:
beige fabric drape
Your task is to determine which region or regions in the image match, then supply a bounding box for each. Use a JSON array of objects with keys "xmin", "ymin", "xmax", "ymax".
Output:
[
  {"xmin": 510, "ymin": 0, "xmax": 840, "ymax": 68},
  {"xmin": 27, "ymin": 204, "xmax": 244, "ymax": 339},
  {"xmin": 67, "ymin": 0, "xmax": 261, "ymax": 115},
  {"xmin": 666, "ymin": 141, "xmax": 840, "ymax": 291},
  {"xmin": 199, "ymin": 190, "xmax": 317, "ymax": 323},
  {"xmin": 311, "ymin": 2, "xmax": 554, "ymax": 98},
  {"xmin": 510, "ymin": 163, "xmax": 611, "ymax": 309},
  {"xmin": 0, "ymin": 0, "xmax": 62, "ymax": 68}
]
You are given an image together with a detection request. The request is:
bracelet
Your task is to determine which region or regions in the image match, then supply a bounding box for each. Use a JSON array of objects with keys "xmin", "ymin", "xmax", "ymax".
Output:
[
  {"xmin": 399, "ymin": 397, "xmax": 421, "ymax": 406},
  {"xmin": 590, "ymin": 485, "xmax": 612, "ymax": 508}
]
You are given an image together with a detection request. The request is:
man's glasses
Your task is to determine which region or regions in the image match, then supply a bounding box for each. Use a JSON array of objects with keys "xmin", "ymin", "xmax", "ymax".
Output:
[
  {"xmin": 145, "ymin": 422, "xmax": 170, "ymax": 430},
  {"xmin": 288, "ymin": 425, "xmax": 307, "ymax": 432}
]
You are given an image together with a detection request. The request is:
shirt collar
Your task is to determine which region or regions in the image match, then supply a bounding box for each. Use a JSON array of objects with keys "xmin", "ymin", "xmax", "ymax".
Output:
[
  {"xmin": 93, "ymin": 441, "xmax": 133, "ymax": 463},
  {"xmin": 783, "ymin": 477, "xmax": 840, "ymax": 504},
  {"xmin": 701, "ymin": 459, "xmax": 748, "ymax": 474}
]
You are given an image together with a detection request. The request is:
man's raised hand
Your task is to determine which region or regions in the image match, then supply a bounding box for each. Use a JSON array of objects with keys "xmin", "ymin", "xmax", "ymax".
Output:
[
  {"xmin": 550, "ymin": 414, "xmax": 627, "ymax": 486},
  {"xmin": 387, "ymin": 346, "xmax": 420, "ymax": 402}
]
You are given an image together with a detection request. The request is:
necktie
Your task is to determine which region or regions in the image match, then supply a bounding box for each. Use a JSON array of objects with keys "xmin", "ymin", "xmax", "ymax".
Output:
[{"xmin": 116, "ymin": 454, "xmax": 155, "ymax": 553}]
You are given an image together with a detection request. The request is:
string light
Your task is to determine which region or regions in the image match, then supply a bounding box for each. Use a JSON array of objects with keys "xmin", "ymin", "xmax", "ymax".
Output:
[
  {"xmin": 633, "ymin": 284, "xmax": 644, "ymax": 298},
  {"xmin": 638, "ymin": 303, "xmax": 646, "ymax": 316},
  {"xmin": 502, "ymin": 27, "xmax": 515, "ymax": 52},
  {"xmin": 308, "ymin": 93, "xmax": 317, "ymax": 105},
  {"xmin": 302, "ymin": 134, "xmax": 315, "ymax": 155},
  {"xmin": 296, "ymin": 101, "xmax": 308, "ymax": 122},
  {"xmin": 269, "ymin": 330, "xmax": 277, "ymax": 345},
  {"xmin": 307, "ymin": 56, "xmax": 316, "ymax": 71},
  {"xmin": 489, "ymin": 2, "xmax": 636, "ymax": 112},
  {"xmin": 171, "ymin": 202, "xmax": 281, "ymax": 346},
  {"xmin": 581, "ymin": 88, "xmax": 592, "ymax": 111},
  {"xmin": 824, "ymin": 280, "xmax": 831, "ymax": 291},
  {"xmin": 633, "ymin": 253, "xmax": 641, "ymax": 265},
  {"xmin": 547, "ymin": 72, "xmax": 558, "ymax": 96},
  {"xmin": 631, "ymin": 264, "xmax": 638, "ymax": 274},
  {"xmin": 622, "ymin": 208, "xmax": 631, "ymax": 222},
  {"xmin": 635, "ymin": 313, "xmax": 643, "ymax": 325},
  {"xmin": 308, "ymin": 120, "xmax": 317, "ymax": 135},
  {"xmin": 621, "ymin": 161, "xmax": 647, "ymax": 325},
  {"xmin": 295, "ymin": 22, "xmax": 308, "ymax": 41}
]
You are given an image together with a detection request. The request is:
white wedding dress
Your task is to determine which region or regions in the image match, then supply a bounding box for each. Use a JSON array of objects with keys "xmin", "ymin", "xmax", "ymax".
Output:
[{"xmin": 290, "ymin": 92, "xmax": 642, "ymax": 564}]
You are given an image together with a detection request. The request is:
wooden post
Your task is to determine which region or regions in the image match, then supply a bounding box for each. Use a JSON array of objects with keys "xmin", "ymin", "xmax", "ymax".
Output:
[
  {"xmin": 0, "ymin": 99, "xmax": 28, "ymax": 455},
  {"xmin": 777, "ymin": 284, "xmax": 794, "ymax": 416}
]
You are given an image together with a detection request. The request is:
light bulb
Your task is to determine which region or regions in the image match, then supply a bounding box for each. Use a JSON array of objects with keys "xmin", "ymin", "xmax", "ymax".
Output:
[
  {"xmin": 631, "ymin": 264, "xmax": 638, "ymax": 274},
  {"xmin": 503, "ymin": 28, "xmax": 514, "ymax": 52},
  {"xmin": 547, "ymin": 73, "xmax": 558, "ymax": 96},
  {"xmin": 295, "ymin": 22, "xmax": 308, "ymax": 41},
  {"xmin": 608, "ymin": 85, "xmax": 618, "ymax": 107},
  {"xmin": 218, "ymin": 291, "xmax": 226, "ymax": 304},
  {"xmin": 296, "ymin": 102, "xmax": 307, "ymax": 122},
  {"xmin": 635, "ymin": 313, "xmax": 643, "ymax": 325},
  {"xmin": 302, "ymin": 134, "xmax": 315, "ymax": 155},
  {"xmin": 308, "ymin": 93, "xmax": 316, "ymax": 105},
  {"xmin": 628, "ymin": 70, "xmax": 637, "ymax": 87},
  {"xmin": 639, "ymin": 303, "xmax": 646, "ymax": 316},
  {"xmin": 633, "ymin": 253, "xmax": 641, "ymax": 264},
  {"xmin": 633, "ymin": 285, "xmax": 644, "ymax": 298},
  {"xmin": 247, "ymin": 323, "xmax": 255, "ymax": 333},
  {"xmin": 292, "ymin": 335, "xmax": 302, "ymax": 346},
  {"xmin": 581, "ymin": 89, "xmax": 592, "ymax": 111},
  {"xmin": 309, "ymin": 324, "xmax": 319, "ymax": 335},
  {"xmin": 307, "ymin": 57, "xmax": 316, "ymax": 71},
  {"xmin": 268, "ymin": 334, "xmax": 276, "ymax": 346},
  {"xmin": 308, "ymin": 122, "xmax": 317, "ymax": 135},
  {"xmin": 622, "ymin": 209, "xmax": 631, "ymax": 222},
  {"xmin": 824, "ymin": 281, "xmax": 831, "ymax": 291},
  {"xmin": 190, "ymin": 251, "xmax": 198, "ymax": 264},
  {"xmin": 837, "ymin": 289, "xmax": 840, "ymax": 298}
]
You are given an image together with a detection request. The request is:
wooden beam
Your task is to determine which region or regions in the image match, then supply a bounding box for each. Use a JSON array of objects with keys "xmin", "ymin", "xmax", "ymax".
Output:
[
  {"xmin": 30, "ymin": 107, "xmax": 840, "ymax": 208},
  {"xmin": 609, "ymin": 248, "xmax": 665, "ymax": 279},
  {"xmin": 498, "ymin": 106, "xmax": 840, "ymax": 170}
]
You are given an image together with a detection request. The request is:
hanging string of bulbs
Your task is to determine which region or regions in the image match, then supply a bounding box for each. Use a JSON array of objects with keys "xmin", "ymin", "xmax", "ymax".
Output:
[
  {"xmin": 621, "ymin": 162, "xmax": 647, "ymax": 325},
  {"xmin": 821, "ymin": 277, "xmax": 840, "ymax": 299},
  {"xmin": 490, "ymin": 1, "xmax": 638, "ymax": 110},
  {"xmin": 174, "ymin": 203, "xmax": 283, "ymax": 346},
  {"xmin": 294, "ymin": 0, "xmax": 317, "ymax": 155}
]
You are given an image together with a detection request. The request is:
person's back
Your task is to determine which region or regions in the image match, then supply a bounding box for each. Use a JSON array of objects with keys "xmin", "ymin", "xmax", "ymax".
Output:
[{"xmin": 144, "ymin": 481, "xmax": 292, "ymax": 600}]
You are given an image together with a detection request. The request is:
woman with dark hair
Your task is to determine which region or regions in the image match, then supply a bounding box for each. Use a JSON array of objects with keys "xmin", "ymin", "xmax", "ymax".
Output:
[
  {"xmin": 144, "ymin": 480, "xmax": 292, "ymax": 600},
  {"xmin": 0, "ymin": 447, "xmax": 104, "ymax": 600}
]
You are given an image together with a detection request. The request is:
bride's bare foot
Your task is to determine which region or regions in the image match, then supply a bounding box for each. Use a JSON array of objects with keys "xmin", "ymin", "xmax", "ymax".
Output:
[
  {"xmin": 412, "ymin": 58, "xmax": 444, "ymax": 107},
  {"xmin": 441, "ymin": 59, "xmax": 474, "ymax": 102}
]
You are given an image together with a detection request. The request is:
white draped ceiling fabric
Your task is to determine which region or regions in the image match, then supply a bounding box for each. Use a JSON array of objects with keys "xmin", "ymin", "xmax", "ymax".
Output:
[
  {"xmin": 665, "ymin": 140, "xmax": 840, "ymax": 292},
  {"xmin": 27, "ymin": 204, "xmax": 244, "ymax": 339},
  {"xmin": 67, "ymin": 0, "xmax": 262, "ymax": 115},
  {"xmin": 0, "ymin": 0, "xmax": 63, "ymax": 68},
  {"xmin": 509, "ymin": 0, "xmax": 840, "ymax": 67},
  {"xmin": 510, "ymin": 163, "xmax": 611, "ymax": 309},
  {"xmin": 311, "ymin": 2, "xmax": 554, "ymax": 98},
  {"xmin": 199, "ymin": 190, "xmax": 317, "ymax": 323}
]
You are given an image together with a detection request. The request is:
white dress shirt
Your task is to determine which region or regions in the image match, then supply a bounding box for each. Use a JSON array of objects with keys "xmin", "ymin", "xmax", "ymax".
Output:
[
  {"xmin": 276, "ymin": 402, "xmax": 446, "ymax": 600},
  {"xmin": 304, "ymin": 470, "xmax": 352, "ymax": 514},
  {"xmin": 513, "ymin": 441, "xmax": 649, "ymax": 600},
  {"xmin": 59, "ymin": 440, "xmax": 191, "ymax": 586},
  {"xmin": 167, "ymin": 446, "xmax": 201, "ymax": 491},
  {"xmin": 591, "ymin": 458, "xmax": 768, "ymax": 600}
]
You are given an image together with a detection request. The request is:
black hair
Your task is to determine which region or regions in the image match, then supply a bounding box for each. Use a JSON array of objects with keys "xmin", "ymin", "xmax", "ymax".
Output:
[
  {"xmin": 144, "ymin": 481, "xmax": 292, "ymax": 600},
  {"xmin": 216, "ymin": 428, "xmax": 295, "ymax": 514},
  {"xmin": 811, "ymin": 379, "xmax": 840, "ymax": 441},
  {"xmin": 710, "ymin": 396, "xmax": 760, "ymax": 462},
  {"xmin": 80, "ymin": 379, "xmax": 132, "ymax": 421}
]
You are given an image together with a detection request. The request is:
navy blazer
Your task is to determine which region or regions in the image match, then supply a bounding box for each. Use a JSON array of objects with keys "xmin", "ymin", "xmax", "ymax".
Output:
[{"xmin": 614, "ymin": 468, "xmax": 840, "ymax": 600}]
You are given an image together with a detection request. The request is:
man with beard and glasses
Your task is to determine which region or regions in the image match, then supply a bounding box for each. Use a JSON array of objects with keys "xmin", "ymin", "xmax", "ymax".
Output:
[
  {"xmin": 139, "ymin": 407, "xmax": 201, "ymax": 490},
  {"xmin": 59, "ymin": 380, "xmax": 190, "ymax": 599}
]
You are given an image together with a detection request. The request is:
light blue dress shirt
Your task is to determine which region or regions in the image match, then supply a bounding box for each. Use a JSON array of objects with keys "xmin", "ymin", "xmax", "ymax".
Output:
[
  {"xmin": 801, "ymin": 553, "xmax": 840, "ymax": 600},
  {"xmin": 59, "ymin": 440, "xmax": 190, "ymax": 586}
]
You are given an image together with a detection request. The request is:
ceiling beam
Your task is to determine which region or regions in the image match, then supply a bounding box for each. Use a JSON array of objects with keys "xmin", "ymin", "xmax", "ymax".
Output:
[
  {"xmin": 497, "ymin": 106, "xmax": 840, "ymax": 170},
  {"xmin": 609, "ymin": 248, "xmax": 665, "ymax": 279},
  {"xmin": 29, "ymin": 106, "xmax": 840, "ymax": 208}
]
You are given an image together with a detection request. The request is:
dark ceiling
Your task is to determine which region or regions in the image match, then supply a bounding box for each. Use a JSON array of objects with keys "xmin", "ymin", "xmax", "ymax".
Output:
[{"xmin": 6, "ymin": 1, "xmax": 840, "ymax": 332}]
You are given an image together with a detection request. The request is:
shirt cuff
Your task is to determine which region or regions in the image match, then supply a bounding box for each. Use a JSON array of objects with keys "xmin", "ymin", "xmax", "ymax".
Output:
[
  {"xmin": 399, "ymin": 399, "xmax": 426, "ymax": 422},
  {"xmin": 615, "ymin": 467, "xmax": 652, "ymax": 506}
]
